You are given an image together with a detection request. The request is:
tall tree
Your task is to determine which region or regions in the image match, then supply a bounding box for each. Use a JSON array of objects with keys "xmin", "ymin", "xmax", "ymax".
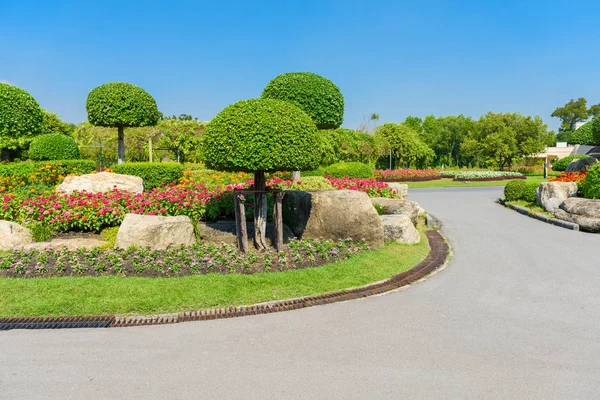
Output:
[
  {"xmin": 421, "ymin": 115, "xmax": 475, "ymax": 167},
  {"xmin": 551, "ymin": 98, "xmax": 590, "ymax": 132},
  {"xmin": 375, "ymin": 123, "xmax": 434, "ymax": 168}
]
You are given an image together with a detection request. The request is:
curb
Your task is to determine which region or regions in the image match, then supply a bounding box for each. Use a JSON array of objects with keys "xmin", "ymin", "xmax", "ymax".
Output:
[
  {"xmin": 0, "ymin": 231, "xmax": 449, "ymax": 331},
  {"xmin": 498, "ymin": 199, "xmax": 580, "ymax": 231}
]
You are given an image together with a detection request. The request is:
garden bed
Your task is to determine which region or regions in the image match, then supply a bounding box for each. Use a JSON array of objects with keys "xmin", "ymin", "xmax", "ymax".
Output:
[
  {"xmin": 452, "ymin": 175, "xmax": 526, "ymax": 182},
  {"xmin": 377, "ymin": 176, "xmax": 442, "ymax": 182}
]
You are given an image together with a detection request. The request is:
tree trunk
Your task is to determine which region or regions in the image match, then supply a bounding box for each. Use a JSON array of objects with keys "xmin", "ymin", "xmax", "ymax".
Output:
[
  {"xmin": 253, "ymin": 170, "xmax": 268, "ymax": 250},
  {"xmin": 117, "ymin": 126, "xmax": 125, "ymax": 164},
  {"xmin": 292, "ymin": 170, "xmax": 301, "ymax": 182},
  {"xmin": 273, "ymin": 191, "xmax": 284, "ymax": 251}
]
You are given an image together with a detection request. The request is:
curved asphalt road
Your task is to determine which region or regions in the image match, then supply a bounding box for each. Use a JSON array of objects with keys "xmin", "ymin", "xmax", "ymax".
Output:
[{"xmin": 1, "ymin": 187, "xmax": 599, "ymax": 399}]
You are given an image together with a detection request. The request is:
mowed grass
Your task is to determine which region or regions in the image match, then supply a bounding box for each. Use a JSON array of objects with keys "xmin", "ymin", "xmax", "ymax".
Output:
[
  {"xmin": 0, "ymin": 237, "xmax": 430, "ymax": 318},
  {"xmin": 404, "ymin": 176, "xmax": 547, "ymax": 188}
]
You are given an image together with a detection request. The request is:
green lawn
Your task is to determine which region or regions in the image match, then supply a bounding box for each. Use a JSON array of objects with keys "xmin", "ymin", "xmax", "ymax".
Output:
[
  {"xmin": 0, "ymin": 237, "xmax": 430, "ymax": 318},
  {"xmin": 403, "ymin": 176, "xmax": 547, "ymax": 188}
]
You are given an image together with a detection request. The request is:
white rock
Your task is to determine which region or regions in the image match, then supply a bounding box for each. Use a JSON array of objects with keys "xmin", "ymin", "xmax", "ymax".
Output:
[
  {"xmin": 56, "ymin": 172, "xmax": 143, "ymax": 194},
  {"xmin": 0, "ymin": 221, "xmax": 33, "ymax": 250},
  {"xmin": 115, "ymin": 214, "xmax": 196, "ymax": 249},
  {"xmin": 387, "ymin": 183, "xmax": 408, "ymax": 198},
  {"xmin": 380, "ymin": 215, "xmax": 421, "ymax": 244},
  {"xmin": 536, "ymin": 182, "xmax": 578, "ymax": 213}
]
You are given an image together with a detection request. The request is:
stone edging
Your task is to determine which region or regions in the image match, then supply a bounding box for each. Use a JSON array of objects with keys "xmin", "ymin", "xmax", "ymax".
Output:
[
  {"xmin": 0, "ymin": 231, "xmax": 449, "ymax": 331},
  {"xmin": 497, "ymin": 199, "xmax": 580, "ymax": 231}
]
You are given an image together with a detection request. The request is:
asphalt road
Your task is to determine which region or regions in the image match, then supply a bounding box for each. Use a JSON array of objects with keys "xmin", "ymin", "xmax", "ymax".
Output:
[{"xmin": 1, "ymin": 187, "xmax": 599, "ymax": 399}]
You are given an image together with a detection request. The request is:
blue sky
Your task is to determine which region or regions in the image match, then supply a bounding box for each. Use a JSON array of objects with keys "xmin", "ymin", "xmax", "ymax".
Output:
[{"xmin": 1, "ymin": 0, "xmax": 599, "ymax": 131}]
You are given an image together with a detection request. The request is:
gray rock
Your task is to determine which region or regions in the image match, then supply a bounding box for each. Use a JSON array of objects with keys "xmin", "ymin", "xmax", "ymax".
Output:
[
  {"xmin": 56, "ymin": 172, "xmax": 144, "ymax": 194},
  {"xmin": 555, "ymin": 197, "xmax": 600, "ymax": 232},
  {"xmin": 198, "ymin": 220, "xmax": 295, "ymax": 246},
  {"xmin": 536, "ymin": 182, "xmax": 578, "ymax": 213},
  {"xmin": 370, "ymin": 198, "xmax": 419, "ymax": 225},
  {"xmin": 283, "ymin": 190, "xmax": 384, "ymax": 249},
  {"xmin": 0, "ymin": 221, "xmax": 33, "ymax": 250},
  {"xmin": 22, "ymin": 238, "xmax": 108, "ymax": 251},
  {"xmin": 387, "ymin": 183, "xmax": 408, "ymax": 198},
  {"xmin": 115, "ymin": 214, "xmax": 196, "ymax": 249},
  {"xmin": 380, "ymin": 215, "xmax": 421, "ymax": 244},
  {"xmin": 565, "ymin": 157, "xmax": 597, "ymax": 172}
]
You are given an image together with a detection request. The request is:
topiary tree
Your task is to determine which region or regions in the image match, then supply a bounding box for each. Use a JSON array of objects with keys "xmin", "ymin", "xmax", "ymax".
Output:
[
  {"xmin": 0, "ymin": 83, "xmax": 44, "ymax": 159},
  {"xmin": 86, "ymin": 82, "xmax": 160, "ymax": 164},
  {"xmin": 29, "ymin": 134, "xmax": 80, "ymax": 161},
  {"xmin": 261, "ymin": 72, "xmax": 344, "ymax": 130},
  {"xmin": 202, "ymin": 98, "xmax": 320, "ymax": 249}
]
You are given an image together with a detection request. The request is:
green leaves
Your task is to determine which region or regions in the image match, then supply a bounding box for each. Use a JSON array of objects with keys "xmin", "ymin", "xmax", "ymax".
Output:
[
  {"xmin": 261, "ymin": 72, "xmax": 344, "ymax": 129},
  {"xmin": 86, "ymin": 82, "xmax": 160, "ymax": 128},
  {"xmin": 0, "ymin": 83, "xmax": 44, "ymax": 152},
  {"xmin": 201, "ymin": 99, "xmax": 320, "ymax": 172},
  {"xmin": 375, "ymin": 123, "xmax": 434, "ymax": 168},
  {"xmin": 112, "ymin": 162, "xmax": 184, "ymax": 190},
  {"xmin": 29, "ymin": 134, "xmax": 80, "ymax": 161},
  {"xmin": 323, "ymin": 162, "xmax": 374, "ymax": 178}
]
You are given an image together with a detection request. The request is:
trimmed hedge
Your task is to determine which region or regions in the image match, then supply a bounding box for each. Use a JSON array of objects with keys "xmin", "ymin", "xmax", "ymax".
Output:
[
  {"xmin": 522, "ymin": 182, "xmax": 538, "ymax": 203},
  {"xmin": 552, "ymin": 155, "xmax": 589, "ymax": 172},
  {"xmin": 0, "ymin": 83, "xmax": 44, "ymax": 148},
  {"xmin": 323, "ymin": 162, "xmax": 374, "ymax": 179},
  {"xmin": 261, "ymin": 72, "xmax": 344, "ymax": 129},
  {"xmin": 288, "ymin": 176, "xmax": 334, "ymax": 191},
  {"xmin": 29, "ymin": 134, "xmax": 80, "ymax": 160},
  {"xmin": 86, "ymin": 82, "xmax": 160, "ymax": 128},
  {"xmin": 582, "ymin": 163, "xmax": 600, "ymax": 199},
  {"xmin": 201, "ymin": 99, "xmax": 320, "ymax": 172},
  {"xmin": 301, "ymin": 167, "xmax": 325, "ymax": 177},
  {"xmin": 112, "ymin": 162, "xmax": 184, "ymax": 190},
  {"xmin": 504, "ymin": 180, "xmax": 527, "ymax": 201}
]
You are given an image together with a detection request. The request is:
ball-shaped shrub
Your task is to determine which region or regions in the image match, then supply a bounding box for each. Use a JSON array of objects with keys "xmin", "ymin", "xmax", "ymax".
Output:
[
  {"xmin": 552, "ymin": 155, "xmax": 589, "ymax": 172},
  {"xmin": 504, "ymin": 180, "xmax": 527, "ymax": 201},
  {"xmin": 0, "ymin": 83, "xmax": 44, "ymax": 143},
  {"xmin": 323, "ymin": 161, "xmax": 374, "ymax": 179},
  {"xmin": 112, "ymin": 162, "xmax": 184, "ymax": 190},
  {"xmin": 261, "ymin": 72, "xmax": 344, "ymax": 129},
  {"xmin": 582, "ymin": 163, "xmax": 600, "ymax": 199},
  {"xmin": 86, "ymin": 82, "xmax": 160, "ymax": 128},
  {"xmin": 522, "ymin": 182, "xmax": 539, "ymax": 203},
  {"xmin": 201, "ymin": 99, "xmax": 320, "ymax": 172},
  {"xmin": 28, "ymin": 134, "xmax": 80, "ymax": 160}
]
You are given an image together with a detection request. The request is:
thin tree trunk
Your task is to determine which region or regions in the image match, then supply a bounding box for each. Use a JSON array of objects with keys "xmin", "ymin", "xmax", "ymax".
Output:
[
  {"xmin": 117, "ymin": 126, "xmax": 125, "ymax": 164},
  {"xmin": 273, "ymin": 191, "xmax": 284, "ymax": 251},
  {"xmin": 234, "ymin": 191, "xmax": 249, "ymax": 253},
  {"xmin": 253, "ymin": 170, "xmax": 268, "ymax": 250}
]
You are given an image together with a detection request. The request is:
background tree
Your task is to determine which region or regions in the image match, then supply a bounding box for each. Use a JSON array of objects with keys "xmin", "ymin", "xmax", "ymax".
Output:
[
  {"xmin": 0, "ymin": 83, "xmax": 44, "ymax": 160},
  {"xmin": 420, "ymin": 114, "xmax": 475, "ymax": 167},
  {"xmin": 86, "ymin": 82, "xmax": 160, "ymax": 164},
  {"xmin": 201, "ymin": 99, "xmax": 320, "ymax": 250},
  {"xmin": 356, "ymin": 113, "xmax": 380, "ymax": 133},
  {"xmin": 551, "ymin": 98, "xmax": 591, "ymax": 132},
  {"xmin": 374, "ymin": 123, "xmax": 434, "ymax": 168},
  {"xmin": 41, "ymin": 110, "xmax": 77, "ymax": 136},
  {"xmin": 319, "ymin": 128, "xmax": 387, "ymax": 167}
]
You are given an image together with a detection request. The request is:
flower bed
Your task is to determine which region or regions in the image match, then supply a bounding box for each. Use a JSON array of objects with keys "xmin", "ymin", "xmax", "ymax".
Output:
[
  {"xmin": 0, "ymin": 238, "xmax": 368, "ymax": 278},
  {"xmin": 550, "ymin": 171, "xmax": 588, "ymax": 183},
  {"xmin": 326, "ymin": 176, "xmax": 398, "ymax": 198},
  {"xmin": 442, "ymin": 171, "xmax": 525, "ymax": 181},
  {"xmin": 374, "ymin": 169, "xmax": 441, "ymax": 182}
]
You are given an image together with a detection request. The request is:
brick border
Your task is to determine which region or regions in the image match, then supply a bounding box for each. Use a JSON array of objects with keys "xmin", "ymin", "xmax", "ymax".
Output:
[{"xmin": 0, "ymin": 231, "xmax": 449, "ymax": 331}]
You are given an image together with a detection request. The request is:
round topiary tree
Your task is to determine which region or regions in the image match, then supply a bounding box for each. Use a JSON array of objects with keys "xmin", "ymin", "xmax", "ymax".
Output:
[
  {"xmin": 28, "ymin": 134, "xmax": 80, "ymax": 161},
  {"xmin": 202, "ymin": 98, "xmax": 320, "ymax": 249},
  {"xmin": 0, "ymin": 83, "xmax": 44, "ymax": 159},
  {"xmin": 261, "ymin": 72, "xmax": 344, "ymax": 130},
  {"xmin": 86, "ymin": 82, "xmax": 160, "ymax": 164}
]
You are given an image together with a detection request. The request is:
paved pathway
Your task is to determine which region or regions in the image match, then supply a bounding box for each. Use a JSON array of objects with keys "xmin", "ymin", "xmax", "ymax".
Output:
[{"xmin": 1, "ymin": 187, "xmax": 599, "ymax": 399}]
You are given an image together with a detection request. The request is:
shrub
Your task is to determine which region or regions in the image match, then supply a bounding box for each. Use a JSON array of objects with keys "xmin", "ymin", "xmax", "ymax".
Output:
[
  {"xmin": 0, "ymin": 83, "xmax": 44, "ymax": 152},
  {"xmin": 522, "ymin": 182, "xmax": 539, "ymax": 203},
  {"xmin": 323, "ymin": 162, "xmax": 374, "ymax": 179},
  {"xmin": 112, "ymin": 162, "xmax": 184, "ymax": 190},
  {"xmin": 29, "ymin": 223, "xmax": 56, "ymax": 242},
  {"xmin": 327, "ymin": 176, "xmax": 398, "ymax": 198},
  {"xmin": 504, "ymin": 180, "xmax": 527, "ymax": 201},
  {"xmin": 582, "ymin": 163, "xmax": 600, "ymax": 199},
  {"xmin": 0, "ymin": 160, "xmax": 96, "ymax": 192},
  {"xmin": 288, "ymin": 176, "xmax": 334, "ymax": 191},
  {"xmin": 100, "ymin": 226, "xmax": 120, "ymax": 249},
  {"xmin": 28, "ymin": 134, "xmax": 80, "ymax": 160},
  {"xmin": 261, "ymin": 72, "xmax": 344, "ymax": 129},
  {"xmin": 301, "ymin": 167, "xmax": 325, "ymax": 177},
  {"xmin": 552, "ymin": 155, "xmax": 589, "ymax": 172}
]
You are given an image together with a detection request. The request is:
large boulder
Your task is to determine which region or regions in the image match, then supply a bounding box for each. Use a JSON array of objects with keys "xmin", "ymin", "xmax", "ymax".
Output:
[
  {"xmin": 22, "ymin": 238, "xmax": 107, "ymax": 251},
  {"xmin": 565, "ymin": 157, "xmax": 597, "ymax": 172},
  {"xmin": 198, "ymin": 220, "xmax": 295, "ymax": 246},
  {"xmin": 370, "ymin": 198, "xmax": 419, "ymax": 225},
  {"xmin": 56, "ymin": 172, "xmax": 143, "ymax": 194},
  {"xmin": 554, "ymin": 198, "xmax": 600, "ymax": 232},
  {"xmin": 283, "ymin": 190, "xmax": 384, "ymax": 249},
  {"xmin": 536, "ymin": 182, "xmax": 578, "ymax": 213},
  {"xmin": 387, "ymin": 183, "xmax": 408, "ymax": 198},
  {"xmin": 115, "ymin": 214, "xmax": 196, "ymax": 249},
  {"xmin": 0, "ymin": 221, "xmax": 33, "ymax": 250},
  {"xmin": 380, "ymin": 215, "xmax": 420, "ymax": 244}
]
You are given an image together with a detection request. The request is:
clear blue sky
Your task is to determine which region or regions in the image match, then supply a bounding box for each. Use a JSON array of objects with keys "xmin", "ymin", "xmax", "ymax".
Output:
[{"xmin": 2, "ymin": 0, "xmax": 599, "ymax": 131}]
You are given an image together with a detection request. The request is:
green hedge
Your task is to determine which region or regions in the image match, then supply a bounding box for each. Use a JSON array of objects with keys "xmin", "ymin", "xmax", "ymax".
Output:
[
  {"xmin": 582, "ymin": 163, "xmax": 600, "ymax": 199},
  {"xmin": 301, "ymin": 167, "xmax": 325, "ymax": 177},
  {"xmin": 504, "ymin": 179, "xmax": 538, "ymax": 202},
  {"xmin": 0, "ymin": 159, "xmax": 96, "ymax": 185},
  {"xmin": 323, "ymin": 162, "xmax": 374, "ymax": 178},
  {"xmin": 112, "ymin": 162, "xmax": 184, "ymax": 190},
  {"xmin": 522, "ymin": 182, "xmax": 538, "ymax": 203},
  {"xmin": 552, "ymin": 155, "xmax": 589, "ymax": 172},
  {"xmin": 28, "ymin": 134, "xmax": 80, "ymax": 160}
]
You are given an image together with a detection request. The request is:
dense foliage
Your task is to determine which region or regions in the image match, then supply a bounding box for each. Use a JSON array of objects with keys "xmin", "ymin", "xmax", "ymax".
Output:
[
  {"xmin": 284, "ymin": 176, "xmax": 334, "ymax": 191},
  {"xmin": 320, "ymin": 128, "xmax": 387, "ymax": 167},
  {"xmin": 41, "ymin": 110, "xmax": 77, "ymax": 136},
  {"xmin": 86, "ymin": 82, "xmax": 160, "ymax": 128},
  {"xmin": 327, "ymin": 177, "xmax": 399, "ymax": 198},
  {"xmin": 504, "ymin": 180, "xmax": 527, "ymax": 201},
  {"xmin": 552, "ymin": 155, "xmax": 589, "ymax": 172},
  {"xmin": 375, "ymin": 123, "xmax": 434, "ymax": 168},
  {"xmin": 261, "ymin": 72, "xmax": 344, "ymax": 129},
  {"xmin": 201, "ymin": 99, "xmax": 320, "ymax": 172},
  {"xmin": 112, "ymin": 162, "xmax": 184, "ymax": 190},
  {"xmin": 323, "ymin": 161, "xmax": 374, "ymax": 178},
  {"xmin": 582, "ymin": 163, "xmax": 600, "ymax": 199},
  {"xmin": 375, "ymin": 169, "xmax": 440, "ymax": 181},
  {"xmin": 551, "ymin": 98, "xmax": 600, "ymax": 132},
  {"xmin": 0, "ymin": 83, "xmax": 44, "ymax": 156},
  {"xmin": 28, "ymin": 134, "xmax": 80, "ymax": 161}
]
